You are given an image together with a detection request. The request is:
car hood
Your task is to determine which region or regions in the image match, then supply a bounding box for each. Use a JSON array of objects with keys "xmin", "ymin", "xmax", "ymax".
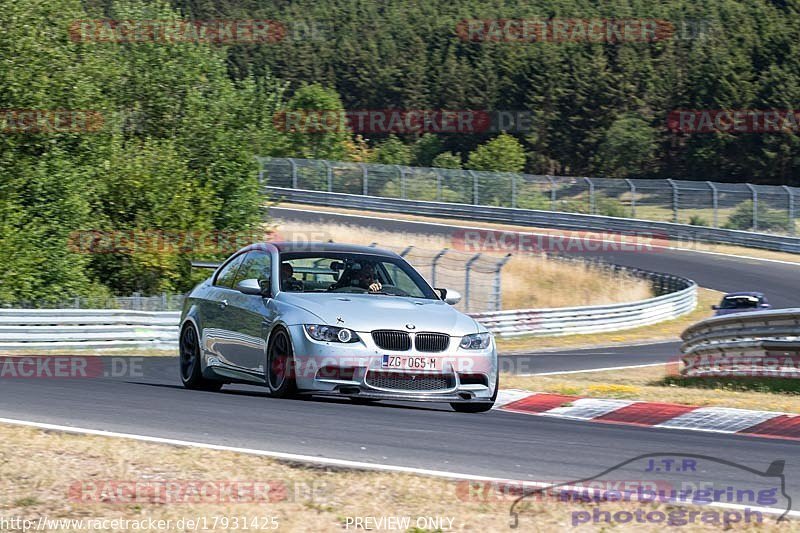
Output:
[{"xmin": 277, "ymin": 293, "xmax": 481, "ymax": 335}]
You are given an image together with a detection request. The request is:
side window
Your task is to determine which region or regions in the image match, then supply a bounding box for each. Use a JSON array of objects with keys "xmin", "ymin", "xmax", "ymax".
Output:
[
  {"xmin": 214, "ymin": 253, "xmax": 246, "ymax": 288},
  {"xmin": 234, "ymin": 250, "xmax": 272, "ymax": 287}
]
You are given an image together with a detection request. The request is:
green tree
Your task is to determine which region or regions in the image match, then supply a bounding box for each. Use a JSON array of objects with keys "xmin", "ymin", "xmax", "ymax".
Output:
[
  {"xmin": 284, "ymin": 83, "xmax": 349, "ymax": 160},
  {"xmin": 373, "ymin": 135, "xmax": 413, "ymax": 165},
  {"xmin": 466, "ymin": 133, "xmax": 526, "ymax": 173},
  {"xmin": 595, "ymin": 115, "xmax": 656, "ymax": 179},
  {"xmin": 431, "ymin": 152, "xmax": 462, "ymax": 169},
  {"xmin": 412, "ymin": 134, "xmax": 443, "ymax": 166}
]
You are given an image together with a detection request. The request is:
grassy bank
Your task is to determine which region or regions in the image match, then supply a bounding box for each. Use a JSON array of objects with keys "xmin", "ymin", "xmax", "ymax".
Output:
[{"xmin": 1, "ymin": 424, "xmax": 794, "ymax": 532}]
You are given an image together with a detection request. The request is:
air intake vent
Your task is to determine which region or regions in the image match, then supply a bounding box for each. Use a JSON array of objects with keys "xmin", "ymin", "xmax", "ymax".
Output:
[
  {"xmin": 372, "ymin": 330, "xmax": 411, "ymax": 351},
  {"xmin": 414, "ymin": 333, "xmax": 450, "ymax": 353},
  {"xmin": 366, "ymin": 371, "xmax": 451, "ymax": 391}
]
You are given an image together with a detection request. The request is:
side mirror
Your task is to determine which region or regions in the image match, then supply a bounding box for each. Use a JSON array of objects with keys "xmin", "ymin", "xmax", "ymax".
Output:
[
  {"xmin": 236, "ymin": 278, "xmax": 270, "ymax": 297},
  {"xmin": 436, "ymin": 288, "xmax": 462, "ymax": 305},
  {"xmin": 711, "ymin": 305, "xmax": 719, "ymax": 310}
]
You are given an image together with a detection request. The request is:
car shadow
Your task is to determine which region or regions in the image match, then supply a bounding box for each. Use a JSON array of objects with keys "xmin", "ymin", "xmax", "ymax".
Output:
[{"xmin": 121, "ymin": 381, "xmax": 454, "ymax": 412}]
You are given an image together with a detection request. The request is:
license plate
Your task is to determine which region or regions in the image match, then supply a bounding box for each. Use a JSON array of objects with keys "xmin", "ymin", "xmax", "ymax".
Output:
[{"xmin": 382, "ymin": 355, "xmax": 439, "ymax": 370}]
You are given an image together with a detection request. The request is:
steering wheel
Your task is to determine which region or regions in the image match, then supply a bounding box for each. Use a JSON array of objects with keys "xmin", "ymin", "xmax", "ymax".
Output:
[
  {"xmin": 377, "ymin": 285, "xmax": 409, "ymax": 296},
  {"xmin": 328, "ymin": 286, "xmax": 368, "ymax": 293}
]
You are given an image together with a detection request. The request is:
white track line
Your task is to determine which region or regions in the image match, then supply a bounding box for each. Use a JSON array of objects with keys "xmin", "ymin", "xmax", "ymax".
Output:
[
  {"xmin": 1, "ymin": 416, "xmax": 795, "ymax": 520},
  {"xmin": 274, "ymin": 206, "xmax": 800, "ymax": 267}
]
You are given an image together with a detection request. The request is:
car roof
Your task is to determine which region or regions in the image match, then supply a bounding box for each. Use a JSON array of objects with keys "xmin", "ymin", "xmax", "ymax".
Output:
[
  {"xmin": 248, "ymin": 241, "xmax": 401, "ymax": 258},
  {"xmin": 723, "ymin": 291, "xmax": 764, "ymax": 298}
]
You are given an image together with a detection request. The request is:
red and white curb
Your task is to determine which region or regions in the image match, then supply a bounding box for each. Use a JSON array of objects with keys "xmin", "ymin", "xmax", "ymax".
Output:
[{"xmin": 494, "ymin": 390, "xmax": 800, "ymax": 441}]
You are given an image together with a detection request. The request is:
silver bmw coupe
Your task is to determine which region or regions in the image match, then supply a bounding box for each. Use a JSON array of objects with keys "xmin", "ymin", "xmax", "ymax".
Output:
[{"xmin": 179, "ymin": 242, "xmax": 498, "ymax": 412}]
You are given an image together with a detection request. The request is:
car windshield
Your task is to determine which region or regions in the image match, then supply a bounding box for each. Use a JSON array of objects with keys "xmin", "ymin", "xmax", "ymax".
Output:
[
  {"xmin": 278, "ymin": 252, "xmax": 437, "ymax": 299},
  {"xmin": 720, "ymin": 295, "xmax": 760, "ymax": 309}
]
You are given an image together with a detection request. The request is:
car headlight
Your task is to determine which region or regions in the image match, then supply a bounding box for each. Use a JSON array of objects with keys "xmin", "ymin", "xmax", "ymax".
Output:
[
  {"xmin": 304, "ymin": 325, "xmax": 360, "ymax": 343},
  {"xmin": 459, "ymin": 332, "xmax": 491, "ymax": 350}
]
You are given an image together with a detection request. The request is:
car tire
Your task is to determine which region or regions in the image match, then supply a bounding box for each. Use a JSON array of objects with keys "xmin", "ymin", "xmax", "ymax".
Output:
[
  {"xmin": 267, "ymin": 328, "xmax": 298, "ymax": 398},
  {"xmin": 451, "ymin": 372, "xmax": 498, "ymax": 413},
  {"xmin": 179, "ymin": 324, "xmax": 223, "ymax": 392}
]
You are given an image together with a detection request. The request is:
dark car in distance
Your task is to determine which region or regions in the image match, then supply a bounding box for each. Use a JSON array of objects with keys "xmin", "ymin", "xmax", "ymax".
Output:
[{"xmin": 712, "ymin": 292, "xmax": 771, "ymax": 316}]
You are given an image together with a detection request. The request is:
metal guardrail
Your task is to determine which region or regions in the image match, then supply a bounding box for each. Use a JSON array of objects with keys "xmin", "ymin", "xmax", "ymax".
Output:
[
  {"xmin": 264, "ymin": 187, "xmax": 800, "ymax": 254},
  {"xmin": 474, "ymin": 273, "xmax": 696, "ymax": 338},
  {"xmin": 680, "ymin": 309, "xmax": 800, "ymax": 377},
  {"xmin": 0, "ymin": 309, "xmax": 180, "ymax": 350},
  {"xmin": 0, "ymin": 271, "xmax": 695, "ymax": 348}
]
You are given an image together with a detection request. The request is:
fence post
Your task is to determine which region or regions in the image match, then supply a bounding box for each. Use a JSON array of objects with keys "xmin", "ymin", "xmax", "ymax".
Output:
[
  {"xmin": 707, "ymin": 181, "xmax": 719, "ymax": 227},
  {"xmin": 583, "ymin": 177, "xmax": 595, "ymax": 214},
  {"xmin": 464, "ymin": 253, "xmax": 482, "ymax": 312},
  {"xmin": 360, "ymin": 163, "xmax": 368, "ymax": 195},
  {"xmin": 469, "ymin": 170, "xmax": 479, "ymax": 205},
  {"xmin": 667, "ymin": 179, "xmax": 679, "ymax": 223},
  {"xmin": 492, "ymin": 254, "xmax": 513, "ymax": 311},
  {"xmin": 161, "ymin": 292, "xmax": 168, "ymax": 311},
  {"xmin": 322, "ymin": 160, "xmax": 332, "ymax": 192},
  {"xmin": 258, "ymin": 165, "xmax": 265, "ymax": 185},
  {"xmin": 435, "ymin": 169, "xmax": 443, "ymax": 201},
  {"xmin": 395, "ymin": 165, "xmax": 406, "ymax": 199},
  {"xmin": 546, "ymin": 176, "xmax": 557, "ymax": 211},
  {"xmin": 431, "ymin": 248, "xmax": 448, "ymax": 288},
  {"xmin": 288, "ymin": 158, "xmax": 298, "ymax": 189},
  {"xmin": 783, "ymin": 185, "xmax": 795, "ymax": 235},
  {"xmin": 746, "ymin": 183, "xmax": 758, "ymax": 230},
  {"xmin": 511, "ymin": 174, "xmax": 517, "ymax": 209},
  {"xmin": 625, "ymin": 178, "xmax": 636, "ymax": 218}
]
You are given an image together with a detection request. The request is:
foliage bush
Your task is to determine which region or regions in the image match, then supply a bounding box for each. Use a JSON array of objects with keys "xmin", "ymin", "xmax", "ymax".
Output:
[{"xmin": 723, "ymin": 201, "xmax": 792, "ymax": 232}]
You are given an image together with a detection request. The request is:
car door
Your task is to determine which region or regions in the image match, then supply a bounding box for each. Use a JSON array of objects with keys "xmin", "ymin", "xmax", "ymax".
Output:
[
  {"xmin": 201, "ymin": 252, "xmax": 248, "ymax": 365},
  {"xmin": 220, "ymin": 249, "xmax": 277, "ymax": 374}
]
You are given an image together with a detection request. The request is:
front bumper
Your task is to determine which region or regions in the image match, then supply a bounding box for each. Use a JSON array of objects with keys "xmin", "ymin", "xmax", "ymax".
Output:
[{"xmin": 287, "ymin": 325, "xmax": 497, "ymax": 403}]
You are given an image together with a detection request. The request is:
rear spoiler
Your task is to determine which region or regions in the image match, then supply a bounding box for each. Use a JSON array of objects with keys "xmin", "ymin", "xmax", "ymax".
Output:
[{"xmin": 190, "ymin": 261, "xmax": 222, "ymax": 270}]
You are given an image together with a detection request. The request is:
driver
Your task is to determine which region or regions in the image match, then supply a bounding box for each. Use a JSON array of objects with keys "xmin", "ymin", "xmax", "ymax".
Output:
[
  {"xmin": 330, "ymin": 261, "xmax": 382, "ymax": 292},
  {"xmin": 354, "ymin": 263, "xmax": 382, "ymax": 292},
  {"xmin": 280, "ymin": 263, "xmax": 304, "ymax": 292}
]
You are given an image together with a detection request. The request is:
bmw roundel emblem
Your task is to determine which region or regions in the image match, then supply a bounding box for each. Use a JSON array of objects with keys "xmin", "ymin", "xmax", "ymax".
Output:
[{"xmin": 405, "ymin": 323, "xmax": 416, "ymax": 330}]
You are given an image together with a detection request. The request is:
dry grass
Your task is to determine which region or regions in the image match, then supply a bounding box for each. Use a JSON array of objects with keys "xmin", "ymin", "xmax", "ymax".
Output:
[
  {"xmin": 1, "ymin": 423, "xmax": 794, "ymax": 532},
  {"xmin": 500, "ymin": 364, "xmax": 800, "ymax": 413},
  {"xmin": 273, "ymin": 219, "xmax": 653, "ymax": 309},
  {"xmin": 278, "ymin": 202, "xmax": 800, "ymax": 265},
  {"xmin": 499, "ymin": 256, "xmax": 650, "ymax": 309}
]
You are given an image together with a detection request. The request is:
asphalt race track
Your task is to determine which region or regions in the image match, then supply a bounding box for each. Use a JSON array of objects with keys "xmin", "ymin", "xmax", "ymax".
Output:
[
  {"xmin": 0, "ymin": 357, "xmax": 798, "ymax": 516},
  {"xmin": 499, "ymin": 341, "xmax": 681, "ymax": 375},
  {"xmin": 1, "ymin": 207, "xmax": 799, "ymax": 518}
]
